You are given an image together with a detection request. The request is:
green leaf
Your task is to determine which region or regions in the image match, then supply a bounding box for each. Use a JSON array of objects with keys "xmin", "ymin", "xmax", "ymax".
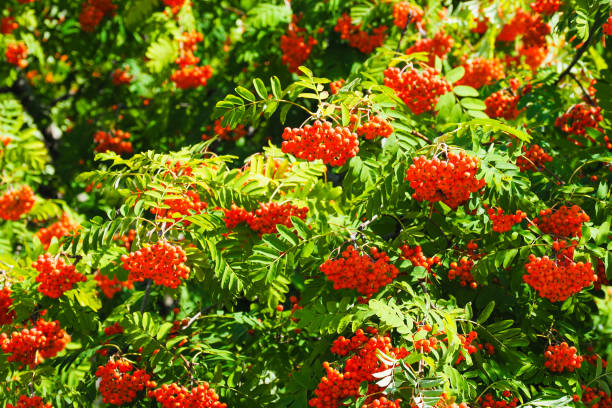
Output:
[
  {"xmin": 453, "ymin": 85, "xmax": 479, "ymax": 97},
  {"xmin": 253, "ymin": 78, "xmax": 268, "ymax": 99},
  {"xmin": 235, "ymin": 86, "xmax": 256, "ymax": 102},
  {"xmin": 446, "ymin": 67, "xmax": 465, "ymax": 84},
  {"xmin": 460, "ymin": 98, "xmax": 487, "ymax": 111},
  {"xmin": 477, "ymin": 301, "xmax": 495, "ymax": 324}
]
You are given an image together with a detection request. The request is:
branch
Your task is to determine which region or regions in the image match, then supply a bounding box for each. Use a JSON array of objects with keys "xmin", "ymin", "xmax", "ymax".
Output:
[
  {"xmin": 412, "ymin": 129, "xmax": 432, "ymax": 144},
  {"xmin": 568, "ymin": 72, "xmax": 596, "ymax": 106},
  {"xmin": 555, "ymin": 16, "xmax": 604, "ymax": 85}
]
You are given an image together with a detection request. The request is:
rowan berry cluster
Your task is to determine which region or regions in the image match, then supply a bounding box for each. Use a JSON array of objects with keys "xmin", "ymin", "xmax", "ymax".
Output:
[
  {"xmin": 171, "ymin": 31, "xmax": 213, "ymax": 89},
  {"xmin": 581, "ymin": 386, "xmax": 612, "ymax": 408},
  {"xmin": 405, "ymin": 152, "xmax": 485, "ymax": 209},
  {"xmin": 472, "ymin": 17, "xmax": 488, "ymax": 34},
  {"xmin": 530, "ymin": 0, "xmax": 561, "ymax": 14},
  {"xmin": 334, "ymin": 14, "xmax": 387, "ymax": 54},
  {"xmin": 113, "ymin": 228, "xmax": 136, "ymax": 250},
  {"xmin": 6, "ymin": 396, "xmax": 52, "ymax": 408},
  {"xmin": 605, "ymin": 13, "xmax": 612, "ymax": 36},
  {"xmin": 36, "ymin": 213, "xmax": 80, "ymax": 250},
  {"xmin": 555, "ymin": 103, "xmax": 603, "ymax": 136},
  {"xmin": 448, "ymin": 242, "xmax": 481, "ymax": 288},
  {"xmin": 104, "ymin": 322, "xmax": 124, "ymax": 336},
  {"xmin": 6, "ymin": 42, "xmax": 29, "ymax": 68},
  {"xmin": 392, "ymin": 2, "xmax": 424, "ymax": 29},
  {"xmin": 281, "ymin": 16, "xmax": 317, "ymax": 73},
  {"xmin": 479, "ymin": 393, "xmax": 519, "ymax": 408},
  {"xmin": 151, "ymin": 189, "xmax": 207, "ymax": 225},
  {"xmin": 79, "ymin": 0, "xmax": 116, "ymax": 32},
  {"xmin": 362, "ymin": 397, "xmax": 401, "ymax": 408},
  {"xmin": 0, "ymin": 319, "xmax": 70, "ymax": 368},
  {"xmin": 162, "ymin": 0, "xmax": 186, "ymax": 8},
  {"xmin": 148, "ymin": 382, "xmax": 228, "ymax": 408},
  {"xmin": 544, "ymin": 342, "xmax": 583, "ymax": 372},
  {"xmin": 94, "ymin": 272, "xmax": 134, "ymax": 298},
  {"xmin": 533, "ymin": 205, "xmax": 589, "ymax": 237},
  {"xmin": 484, "ymin": 89, "xmax": 520, "ymax": 120},
  {"xmin": 1, "ymin": 17, "xmax": 18, "ymax": 35},
  {"xmin": 456, "ymin": 58, "xmax": 505, "ymax": 89},
  {"xmin": 516, "ymin": 144, "xmax": 553, "ymax": 172},
  {"xmin": 121, "ymin": 240, "xmax": 190, "ymax": 288},
  {"xmin": 202, "ymin": 119, "xmax": 247, "ymax": 141},
  {"xmin": 413, "ymin": 325, "xmax": 443, "ymax": 353},
  {"xmin": 0, "ymin": 185, "xmax": 36, "ymax": 221},
  {"xmin": 400, "ymin": 244, "xmax": 441, "ymax": 273},
  {"xmin": 330, "ymin": 79, "xmax": 345, "ymax": 94},
  {"xmin": 176, "ymin": 31, "xmax": 203, "ymax": 67},
  {"xmin": 594, "ymin": 258, "xmax": 609, "ymax": 291},
  {"xmin": 406, "ymin": 31, "xmax": 454, "ymax": 66},
  {"xmin": 96, "ymin": 359, "xmax": 152, "ymax": 405},
  {"xmin": 384, "ymin": 67, "xmax": 452, "ymax": 115},
  {"xmin": 112, "ymin": 67, "xmax": 133, "ymax": 85},
  {"xmin": 319, "ymin": 246, "xmax": 398, "ymax": 299},
  {"xmin": 93, "ymin": 129, "xmax": 133, "ymax": 154},
  {"xmin": 498, "ymin": 9, "xmax": 549, "ymax": 48},
  {"xmin": 355, "ymin": 116, "xmax": 394, "ymax": 140},
  {"xmin": 0, "ymin": 287, "xmax": 16, "ymax": 325},
  {"xmin": 32, "ymin": 253, "xmax": 86, "ymax": 298},
  {"xmin": 223, "ymin": 201, "xmax": 308, "ymax": 235},
  {"xmin": 309, "ymin": 328, "xmax": 408, "ymax": 408},
  {"xmin": 484, "ymin": 205, "xmax": 527, "ymax": 233},
  {"xmin": 281, "ymin": 120, "xmax": 359, "ymax": 166},
  {"xmin": 523, "ymin": 254, "xmax": 595, "ymax": 302},
  {"xmin": 455, "ymin": 331, "xmax": 479, "ymax": 364},
  {"xmin": 519, "ymin": 45, "xmax": 548, "ymax": 71}
]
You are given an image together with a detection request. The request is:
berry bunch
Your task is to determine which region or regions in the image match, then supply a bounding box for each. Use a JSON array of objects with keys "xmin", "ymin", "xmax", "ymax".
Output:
[
  {"xmin": 202, "ymin": 119, "xmax": 247, "ymax": 141},
  {"xmin": 362, "ymin": 397, "xmax": 401, "ymax": 408},
  {"xmin": 32, "ymin": 253, "xmax": 86, "ymax": 298},
  {"xmin": 472, "ymin": 17, "xmax": 488, "ymax": 34},
  {"xmin": 555, "ymin": 103, "xmax": 603, "ymax": 136},
  {"xmin": 455, "ymin": 331, "xmax": 479, "ymax": 364},
  {"xmin": 334, "ymin": 14, "xmax": 387, "ymax": 54},
  {"xmin": 94, "ymin": 272, "xmax": 134, "ymax": 298},
  {"xmin": 151, "ymin": 189, "xmax": 207, "ymax": 225},
  {"xmin": 405, "ymin": 152, "xmax": 485, "ymax": 209},
  {"xmin": 384, "ymin": 67, "xmax": 452, "ymax": 115},
  {"xmin": 392, "ymin": 2, "xmax": 424, "ymax": 29},
  {"xmin": 484, "ymin": 205, "xmax": 527, "ymax": 233},
  {"xmin": 448, "ymin": 242, "xmax": 481, "ymax": 288},
  {"xmin": 121, "ymin": 241, "xmax": 190, "ymax": 288},
  {"xmin": 523, "ymin": 254, "xmax": 595, "ymax": 302},
  {"xmin": 281, "ymin": 16, "xmax": 317, "ymax": 73},
  {"xmin": 484, "ymin": 89, "xmax": 521, "ymax": 120},
  {"xmin": 113, "ymin": 229, "xmax": 136, "ymax": 250},
  {"xmin": 93, "ymin": 129, "xmax": 133, "ymax": 154},
  {"xmin": 530, "ymin": 0, "xmax": 561, "ymax": 15},
  {"xmin": 104, "ymin": 322, "xmax": 124, "ymax": 336},
  {"xmin": 406, "ymin": 31, "xmax": 454, "ymax": 66},
  {"xmin": 223, "ymin": 204, "xmax": 253, "ymax": 230},
  {"xmin": 456, "ymin": 58, "xmax": 505, "ymax": 89},
  {"xmin": 175, "ymin": 31, "xmax": 203, "ymax": 67},
  {"xmin": 1, "ymin": 17, "xmax": 18, "ymax": 35},
  {"xmin": 355, "ymin": 116, "xmax": 394, "ymax": 140},
  {"xmin": 544, "ymin": 342, "xmax": 583, "ymax": 372},
  {"xmin": 79, "ymin": 0, "xmax": 116, "ymax": 32},
  {"xmin": 0, "ymin": 319, "xmax": 70, "ymax": 368},
  {"xmin": 413, "ymin": 325, "xmax": 442, "ymax": 353},
  {"xmin": 319, "ymin": 246, "xmax": 398, "ymax": 299},
  {"xmin": 581, "ymin": 386, "xmax": 612, "ymax": 408},
  {"xmin": 309, "ymin": 328, "xmax": 408, "ymax": 408},
  {"xmin": 594, "ymin": 258, "xmax": 609, "ymax": 291},
  {"xmin": 223, "ymin": 201, "xmax": 308, "ymax": 235},
  {"xmin": 0, "ymin": 287, "xmax": 16, "ymax": 325},
  {"xmin": 516, "ymin": 144, "xmax": 553, "ymax": 172},
  {"xmin": 35, "ymin": 213, "xmax": 80, "ymax": 250},
  {"xmin": 148, "ymin": 382, "xmax": 228, "ymax": 408},
  {"xmin": 479, "ymin": 393, "xmax": 519, "ymax": 408},
  {"xmin": 330, "ymin": 79, "xmax": 345, "ymax": 94},
  {"xmin": 498, "ymin": 9, "xmax": 549, "ymax": 48},
  {"xmin": 281, "ymin": 120, "xmax": 359, "ymax": 166},
  {"xmin": 171, "ymin": 65, "xmax": 213, "ymax": 89},
  {"xmin": 605, "ymin": 13, "xmax": 612, "ymax": 36},
  {"xmin": 112, "ymin": 67, "xmax": 132, "ymax": 85},
  {"xmin": 7, "ymin": 396, "xmax": 52, "ymax": 408},
  {"xmin": 400, "ymin": 244, "xmax": 441, "ymax": 273},
  {"xmin": 533, "ymin": 205, "xmax": 589, "ymax": 237},
  {"xmin": 0, "ymin": 185, "xmax": 36, "ymax": 221},
  {"xmin": 96, "ymin": 359, "xmax": 152, "ymax": 405},
  {"xmin": 162, "ymin": 0, "xmax": 186, "ymax": 9},
  {"xmin": 6, "ymin": 42, "xmax": 29, "ymax": 68},
  {"xmin": 519, "ymin": 45, "xmax": 549, "ymax": 71}
]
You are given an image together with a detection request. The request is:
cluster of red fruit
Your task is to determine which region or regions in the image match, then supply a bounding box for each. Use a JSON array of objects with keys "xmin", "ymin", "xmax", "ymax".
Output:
[
  {"xmin": 223, "ymin": 201, "xmax": 308, "ymax": 235},
  {"xmin": 413, "ymin": 324, "xmax": 444, "ymax": 353},
  {"xmin": 5, "ymin": 42, "xmax": 29, "ymax": 68},
  {"xmin": 319, "ymin": 246, "xmax": 398, "ymax": 300},
  {"xmin": 544, "ymin": 342, "xmax": 583, "ymax": 372},
  {"xmin": 0, "ymin": 185, "xmax": 36, "ymax": 221},
  {"xmin": 1, "ymin": 16, "xmax": 18, "ymax": 35},
  {"xmin": 202, "ymin": 119, "xmax": 247, "ymax": 141},
  {"xmin": 96, "ymin": 358, "xmax": 153, "ymax": 405},
  {"xmin": 112, "ymin": 67, "xmax": 133, "ymax": 85},
  {"xmin": 448, "ymin": 241, "xmax": 482, "ymax": 288},
  {"xmin": 516, "ymin": 144, "xmax": 553, "ymax": 172},
  {"xmin": 281, "ymin": 15, "xmax": 317, "ymax": 73},
  {"xmin": 162, "ymin": 0, "xmax": 186, "ymax": 15},
  {"xmin": 93, "ymin": 129, "xmax": 133, "ymax": 155},
  {"xmin": 0, "ymin": 286, "xmax": 15, "ymax": 325},
  {"xmin": 334, "ymin": 14, "xmax": 387, "ymax": 54},
  {"xmin": 605, "ymin": 13, "xmax": 612, "ymax": 36},
  {"xmin": 309, "ymin": 327, "xmax": 408, "ymax": 408},
  {"xmin": 484, "ymin": 89, "xmax": 521, "ymax": 120},
  {"xmin": 580, "ymin": 386, "xmax": 612, "ymax": 408},
  {"xmin": 400, "ymin": 244, "xmax": 441, "ymax": 274},
  {"xmin": 148, "ymin": 382, "xmax": 228, "ymax": 408},
  {"xmin": 530, "ymin": 0, "xmax": 561, "ymax": 14},
  {"xmin": 555, "ymin": 103, "xmax": 603, "ymax": 136},
  {"xmin": 79, "ymin": 0, "xmax": 116, "ymax": 32},
  {"xmin": 171, "ymin": 31, "xmax": 213, "ymax": 89},
  {"xmin": 94, "ymin": 271, "xmax": 134, "ymax": 298},
  {"xmin": 354, "ymin": 115, "xmax": 394, "ymax": 140},
  {"xmin": 479, "ymin": 392, "xmax": 519, "ymax": 408},
  {"xmin": 384, "ymin": 67, "xmax": 452, "ymax": 115},
  {"xmin": 523, "ymin": 254, "xmax": 595, "ymax": 302},
  {"xmin": 281, "ymin": 120, "xmax": 359, "ymax": 166},
  {"xmin": 406, "ymin": 31, "xmax": 454, "ymax": 66},
  {"xmin": 0, "ymin": 319, "xmax": 70, "ymax": 368},
  {"xmin": 35, "ymin": 213, "xmax": 79, "ymax": 250},
  {"xmin": 497, "ymin": 9, "xmax": 549, "ymax": 48},
  {"xmin": 32, "ymin": 253, "xmax": 86, "ymax": 298},
  {"xmin": 392, "ymin": 2, "xmax": 424, "ymax": 29},
  {"xmin": 484, "ymin": 205, "xmax": 527, "ymax": 233},
  {"xmin": 112, "ymin": 228, "xmax": 136, "ymax": 250},
  {"xmin": 456, "ymin": 58, "xmax": 505, "ymax": 89},
  {"xmin": 7, "ymin": 396, "xmax": 52, "ymax": 408},
  {"xmin": 121, "ymin": 240, "xmax": 190, "ymax": 288},
  {"xmin": 329, "ymin": 79, "xmax": 345, "ymax": 95},
  {"xmin": 405, "ymin": 152, "xmax": 485, "ymax": 209},
  {"xmin": 151, "ymin": 189, "xmax": 207, "ymax": 225},
  {"xmin": 533, "ymin": 205, "xmax": 589, "ymax": 237}
]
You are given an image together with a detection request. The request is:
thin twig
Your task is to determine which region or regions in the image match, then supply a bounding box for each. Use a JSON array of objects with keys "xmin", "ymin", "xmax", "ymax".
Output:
[
  {"xmin": 568, "ymin": 72, "xmax": 596, "ymax": 106},
  {"xmin": 140, "ymin": 279, "xmax": 153, "ymax": 313},
  {"xmin": 555, "ymin": 16, "xmax": 603, "ymax": 85},
  {"xmin": 412, "ymin": 129, "xmax": 432, "ymax": 144}
]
